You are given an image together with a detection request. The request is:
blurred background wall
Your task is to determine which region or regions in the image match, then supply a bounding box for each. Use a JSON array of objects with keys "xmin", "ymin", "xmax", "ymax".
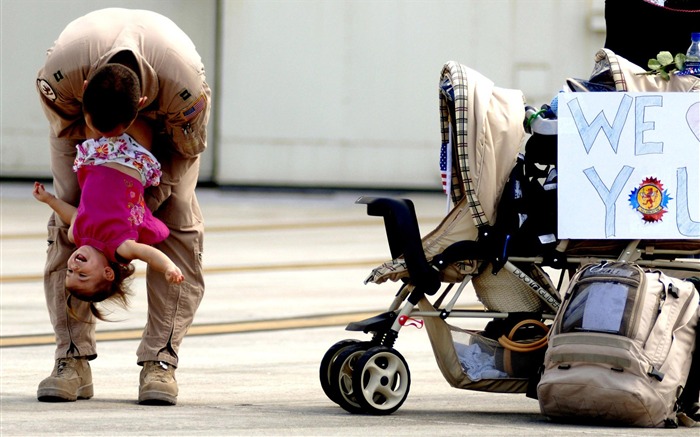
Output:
[{"xmin": 1, "ymin": 0, "xmax": 607, "ymax": 190}]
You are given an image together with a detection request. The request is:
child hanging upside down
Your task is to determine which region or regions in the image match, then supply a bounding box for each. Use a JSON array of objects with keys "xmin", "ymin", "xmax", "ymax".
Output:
[{"xmin": 33, "ymin": 120, "xmax": 183, "ymax": 320}]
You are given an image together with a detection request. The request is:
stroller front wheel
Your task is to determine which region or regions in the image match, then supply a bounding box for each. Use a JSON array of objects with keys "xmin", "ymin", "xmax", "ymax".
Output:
[
  {"xmin": 320, "ymin": 339, "xmax": 368, "ymax": 404},
  {"xmin": 328, "ymin": 343, "xmax": 370, "ymax": 414},
  {"xmin": 352, "ymin": 346, "xmax": 411, "ymax": 415}
]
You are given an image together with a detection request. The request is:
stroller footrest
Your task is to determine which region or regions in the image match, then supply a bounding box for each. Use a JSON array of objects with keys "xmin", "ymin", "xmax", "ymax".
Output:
[{"xmin": 346, "ymin": 311, "xmax": 396, "ymax": 333}]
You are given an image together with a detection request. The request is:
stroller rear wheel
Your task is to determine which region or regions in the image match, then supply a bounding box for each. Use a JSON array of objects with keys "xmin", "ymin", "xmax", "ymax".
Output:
[
  {"xmin": 328, "ymin": 343, "xmax": 370, "ymax": 414},
  {"xmin": 352, "ymin": 346, "xmax": 410, "ymax": 415},
  {"xmin": 320, "ymin": 339, "xmax": 367, "ymax": 404}
]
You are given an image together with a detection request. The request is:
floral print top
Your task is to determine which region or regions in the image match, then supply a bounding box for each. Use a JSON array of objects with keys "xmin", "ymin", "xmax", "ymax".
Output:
[{"xmin": 73, "ymin": 134, "xmax": 162, "ymax": 187}]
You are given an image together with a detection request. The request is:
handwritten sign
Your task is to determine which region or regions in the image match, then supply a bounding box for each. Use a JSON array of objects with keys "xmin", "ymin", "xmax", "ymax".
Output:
[{"xmin": 557, "ymin": 92, "xmax": 700, "ymax": 239}]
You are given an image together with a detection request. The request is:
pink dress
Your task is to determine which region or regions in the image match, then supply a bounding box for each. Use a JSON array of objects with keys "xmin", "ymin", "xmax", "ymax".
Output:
[{"xmin": 72, "ymin": 135, "xmax": 168, "ymax": 263}]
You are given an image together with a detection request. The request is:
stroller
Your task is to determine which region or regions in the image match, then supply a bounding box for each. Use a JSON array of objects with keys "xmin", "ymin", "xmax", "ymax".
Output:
[{"xmin": 319, "ymin": 55, "xmax": 700, "ymax": 415}]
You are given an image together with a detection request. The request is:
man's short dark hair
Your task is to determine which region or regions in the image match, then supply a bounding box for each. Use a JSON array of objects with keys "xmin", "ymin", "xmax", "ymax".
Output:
[{"xmin": 83, "ymin": 64, "xmax": 140, "ymax": 133}]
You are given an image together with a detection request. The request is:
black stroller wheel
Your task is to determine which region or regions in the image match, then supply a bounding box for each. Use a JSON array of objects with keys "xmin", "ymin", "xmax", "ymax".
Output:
[
  {"xmin": 319, "ymin": 339, "xmax": 365, "ymax": 404},
  {"xmin": 352, "ymin": 346, "xmax": 410, "ymax": 415},
  {"xmin": 328, "ymin": 344, "xmax": 370, "ymax": 414}
]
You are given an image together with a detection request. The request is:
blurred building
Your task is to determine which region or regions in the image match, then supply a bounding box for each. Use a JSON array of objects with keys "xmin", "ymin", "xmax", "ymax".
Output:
[{"xmin": 1, "ymin": 0, "xmax": 606, "ymax": 190}]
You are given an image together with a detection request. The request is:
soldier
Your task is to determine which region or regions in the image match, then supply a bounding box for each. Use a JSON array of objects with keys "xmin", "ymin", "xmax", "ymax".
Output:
[{"xmin": 35, "ymin": 8, "xmax": 211, "ymax": 405}]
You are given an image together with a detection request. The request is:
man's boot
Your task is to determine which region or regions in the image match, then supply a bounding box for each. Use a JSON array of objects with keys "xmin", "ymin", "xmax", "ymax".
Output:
[
  {"xmin": 138, "ymin": 361, "xmax": 178, "ymax": 405},
  {"xmin": 37, "ymin": 357, "xmax": 93, "ymax": 402}
]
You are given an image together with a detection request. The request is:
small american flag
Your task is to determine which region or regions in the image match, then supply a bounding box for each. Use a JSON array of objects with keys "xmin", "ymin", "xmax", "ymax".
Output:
[
  {"xmin": 440, "ymin": 141, "xmax": 449, "ymax": 193},
  {"xmin": 182, "ymin": 94, "xmax": 206, "ymax": 120}
]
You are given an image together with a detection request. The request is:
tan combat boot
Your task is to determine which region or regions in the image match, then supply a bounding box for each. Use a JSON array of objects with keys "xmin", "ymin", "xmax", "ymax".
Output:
[
  {"xmin": 37, "ymin": 357, "xmax": 93, "ymax": 402},
  {"xmin": 138, "ymin": 361, "xmax": 178, "ymax": 405}
]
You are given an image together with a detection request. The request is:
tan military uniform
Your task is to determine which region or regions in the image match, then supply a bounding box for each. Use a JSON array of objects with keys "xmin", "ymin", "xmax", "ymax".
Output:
[{"xmin": 36, "ymin": 8, "xmax": 211, "ymax": 368}]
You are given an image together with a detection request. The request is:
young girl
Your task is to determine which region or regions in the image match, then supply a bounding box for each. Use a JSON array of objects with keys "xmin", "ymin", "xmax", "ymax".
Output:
[{"xmin": 33, "ymin": 119, "xmax": 183, "ymax": 319}]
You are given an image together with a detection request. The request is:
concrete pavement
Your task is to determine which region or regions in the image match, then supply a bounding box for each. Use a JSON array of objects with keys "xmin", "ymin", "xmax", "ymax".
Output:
[{"xmin": 1, "ymin": 181, "xmax": 695, "ymax": 436}]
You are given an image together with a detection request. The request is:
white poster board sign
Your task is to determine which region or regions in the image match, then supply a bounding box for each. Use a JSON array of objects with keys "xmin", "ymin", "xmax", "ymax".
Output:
[{"xmin": 558, "ymin": 92, "xmax": 700, "ymax": 239}]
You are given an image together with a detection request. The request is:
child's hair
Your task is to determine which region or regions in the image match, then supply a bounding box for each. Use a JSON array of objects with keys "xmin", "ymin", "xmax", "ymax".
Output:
[{"xmin": 66, "ymin": 262, "xmax": 136, "ymax": 322}]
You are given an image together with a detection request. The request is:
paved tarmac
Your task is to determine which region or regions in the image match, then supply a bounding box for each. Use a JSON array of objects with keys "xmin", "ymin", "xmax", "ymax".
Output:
[{"xmin": 0, "ymin": 181, "xmax": 696, "ymax": 436}]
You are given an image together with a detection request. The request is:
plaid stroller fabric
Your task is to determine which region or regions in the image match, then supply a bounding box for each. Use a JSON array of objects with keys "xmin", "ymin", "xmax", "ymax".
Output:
[
  {"xmin": 365, "ymin": 61, "xmax": 526, "ymax": 285},
  {"xmin": 592, "ymin": 48, "xmax": 700, "ymax": 92}
]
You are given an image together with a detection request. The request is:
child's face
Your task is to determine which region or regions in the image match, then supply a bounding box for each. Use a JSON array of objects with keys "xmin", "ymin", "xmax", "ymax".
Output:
[{"xmin": 65, "ymin": 246, "xmax": 114, "ymax": 297}]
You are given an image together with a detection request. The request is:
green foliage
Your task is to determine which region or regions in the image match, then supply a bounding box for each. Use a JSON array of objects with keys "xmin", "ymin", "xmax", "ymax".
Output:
[{"xmin": 639, "ymin": 51, "xmax": 687, "ymax": 80}]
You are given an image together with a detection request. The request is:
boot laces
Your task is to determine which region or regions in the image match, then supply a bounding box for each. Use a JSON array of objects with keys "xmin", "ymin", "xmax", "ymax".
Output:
[
  {"xmin": 149, "ymin": 361, "xmax": 174, "ymax": 382},
  {"xmin": 56, "ymin": 357, "xmax": 75, "ymax": 375}
]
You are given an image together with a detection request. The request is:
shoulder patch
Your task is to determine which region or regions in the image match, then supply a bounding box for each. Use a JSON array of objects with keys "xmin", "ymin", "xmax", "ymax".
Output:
[
  {"xmin": 182, "ymin": 93, "xmax": 206, "ymax": 120},
  {"xmin": 37, "ymin": 79, "xmax": 57, "ymax": 102}
]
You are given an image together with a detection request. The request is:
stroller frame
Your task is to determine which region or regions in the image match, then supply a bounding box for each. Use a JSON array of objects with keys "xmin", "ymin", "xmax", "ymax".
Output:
[
  {"xmin": 319, "ymin": 62, "xmax": 700, "ymax": 415},
  {"xmin": 319, "ymin": 194, "xmax": 700, "ymax": 415}
]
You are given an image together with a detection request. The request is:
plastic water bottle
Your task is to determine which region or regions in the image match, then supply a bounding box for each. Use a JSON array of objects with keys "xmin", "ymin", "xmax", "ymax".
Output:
[{"xmin": 685, "ymin": 32, "xmax": 700, "ymax": 76}]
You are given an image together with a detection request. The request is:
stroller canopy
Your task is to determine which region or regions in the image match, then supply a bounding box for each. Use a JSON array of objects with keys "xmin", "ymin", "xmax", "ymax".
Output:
[{"xmin": 366, "ymin": 61, "xmax": 526, "ymax": 285}]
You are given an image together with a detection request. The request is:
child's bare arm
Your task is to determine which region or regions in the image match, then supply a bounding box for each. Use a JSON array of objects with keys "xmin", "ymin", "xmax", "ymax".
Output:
[
  {"xmin": 33, "ymin": 182, "xmax": 77, "ymax": 226},
  {"xmin": 116, "ymin": 240, "xmax": 184, "ymax": 284}
]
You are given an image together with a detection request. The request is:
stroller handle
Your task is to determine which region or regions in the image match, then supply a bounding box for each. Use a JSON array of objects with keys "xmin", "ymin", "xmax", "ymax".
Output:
[{"xmin": 356, "ymin": 196, "xmax": 441, "ymax": 299}]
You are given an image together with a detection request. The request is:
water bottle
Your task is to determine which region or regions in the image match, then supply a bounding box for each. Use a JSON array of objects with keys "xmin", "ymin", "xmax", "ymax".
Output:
[{"xmin": 685, "ymin": 32, "xmax": 700, "ymax": 76}]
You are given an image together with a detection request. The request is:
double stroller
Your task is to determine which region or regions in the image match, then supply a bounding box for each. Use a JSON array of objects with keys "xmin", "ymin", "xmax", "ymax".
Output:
[{"xmin": 319, "ymin": 52, "xmax": 700, "ymax": 415}]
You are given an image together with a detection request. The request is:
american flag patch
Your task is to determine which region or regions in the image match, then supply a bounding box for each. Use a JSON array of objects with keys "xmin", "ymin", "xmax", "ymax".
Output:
[{"xmin": 182, "ymin": 94, "xmax": 205, "ymax": 120}]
